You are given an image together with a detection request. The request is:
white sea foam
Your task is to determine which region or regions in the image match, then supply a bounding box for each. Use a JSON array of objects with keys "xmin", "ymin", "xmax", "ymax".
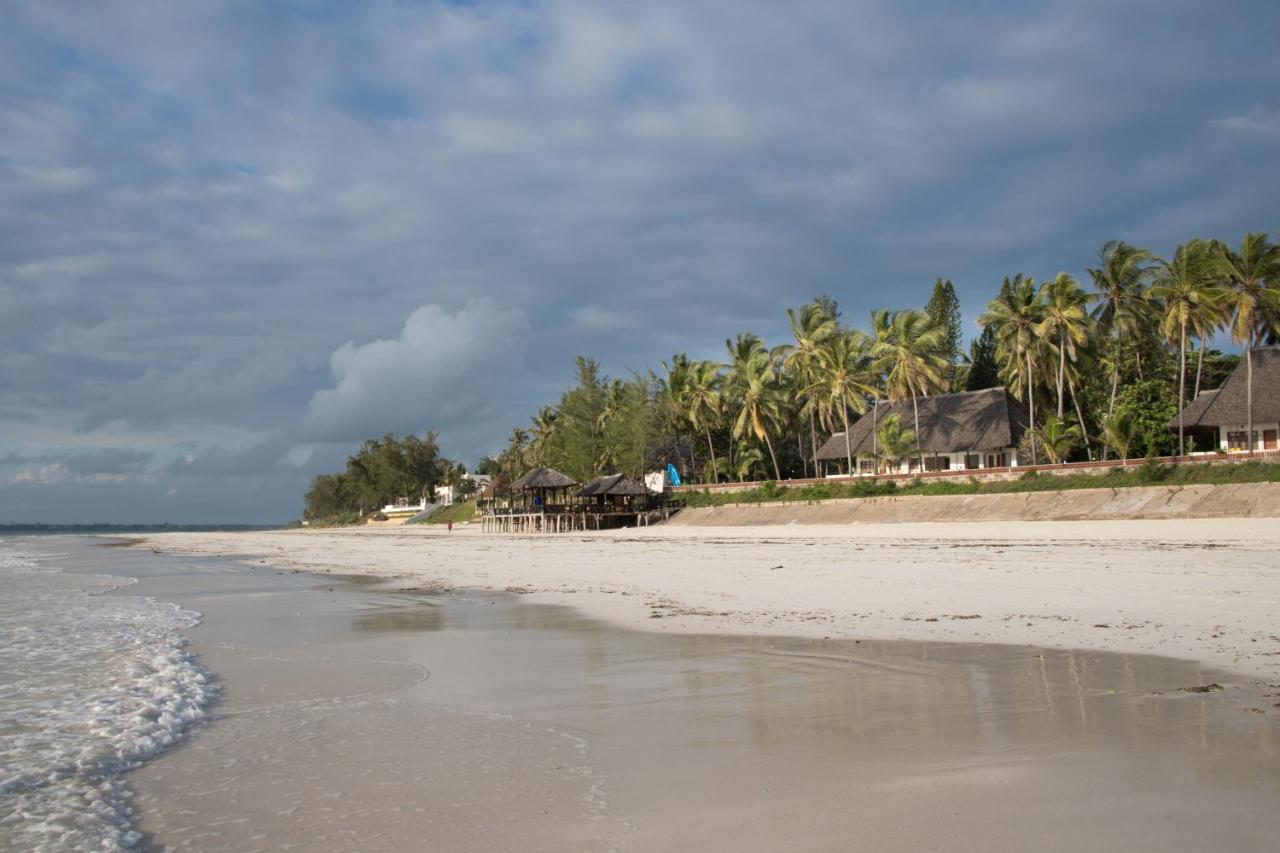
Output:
[{"xmin": 0, "ymin": 539, "xmax": 216, "ymax": 851}]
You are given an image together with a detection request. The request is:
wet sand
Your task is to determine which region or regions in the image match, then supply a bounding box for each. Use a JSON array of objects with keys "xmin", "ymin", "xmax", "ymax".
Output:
[{"xmin": 74, "ymin": 542, "xmax": 1280, "ymax": 852}]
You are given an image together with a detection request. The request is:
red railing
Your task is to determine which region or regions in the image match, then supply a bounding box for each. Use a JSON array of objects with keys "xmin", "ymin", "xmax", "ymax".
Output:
[{"xmin": 671, "ymin": 448, "xmax": 1280, "ymax": 495}]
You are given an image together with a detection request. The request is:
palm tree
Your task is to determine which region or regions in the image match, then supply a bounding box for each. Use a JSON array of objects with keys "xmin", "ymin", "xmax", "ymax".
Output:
[
  {"xmin": 871, "ymin": 310, "xmax": 948, "ymax": 471},
  {"xmin": 775, "ymin": 302, "xmax": 838, "ymax": 476},
  {"xmin": 661, "ymin": 354, "xmax": 694, "ymax": 475},
  {"xmin": 1087, "ymin": 241, "xmax": 1155, "ymax": 453},
  {"xmin": 724, "ymin": 333, "xmax": 768, "ymax": 473},
  {"xmin": 1151, "ymin": 240, "xmax": 1222, "ymax": 456},
  {"xmin": 806, "ymin": 331, "xmax": 876, "ymax": 474},
  {"xmin": 979, "ymin": 276, "xmax": 1046, "ymax": 464},
  {"xmin": 1036, "ymin": 273, "xmax": 1092, "ymax": 419},
  {"xmin": 1102, "ymin": 410, "xmax": 1140, "ymax": 462},
  {"xmin": 730, "ymin": 352, "xmax": 784, "ymax": 480},
  {"xmin": 527, "ymin": 406, "xmax": 558, "ymax": 467},
  {"xmin": 873, "ymin": 414, "xmax": 916, "ymax": 474},
  {"xmin": 1215, "ymin": 233, "xmax": 1280, "ymax": 454},
  {"xmin": 684, "ymin": 360, "xmax": 724, "ymax": 483},
  {"xmin": 1031, "ymin": 415, "xmax": 1082, "ymax": 464}
]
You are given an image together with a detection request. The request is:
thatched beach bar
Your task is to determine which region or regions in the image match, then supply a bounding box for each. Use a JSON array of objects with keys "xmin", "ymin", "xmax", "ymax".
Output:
[{"xmin": 479, "ymin": 467, "xmax": 683, "ymax": 533}]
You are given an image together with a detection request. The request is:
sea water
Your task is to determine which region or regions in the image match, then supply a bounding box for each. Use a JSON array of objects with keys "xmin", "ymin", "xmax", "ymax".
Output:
[{"xmin": 0, "ymin": 538, "xmax": 215, "ymax": 851}]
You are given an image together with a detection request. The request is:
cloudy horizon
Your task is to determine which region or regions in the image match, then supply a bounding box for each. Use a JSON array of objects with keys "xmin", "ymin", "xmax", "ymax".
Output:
[{"xmin": 3, "ymin": 1, "xmax": 1278, "ymax": 523}]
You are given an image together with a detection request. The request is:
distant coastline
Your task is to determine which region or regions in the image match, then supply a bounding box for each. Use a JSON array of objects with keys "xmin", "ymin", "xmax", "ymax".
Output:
[{"xmin": 0, "ymin": 523, "xmax": 281, "ymax": 535}]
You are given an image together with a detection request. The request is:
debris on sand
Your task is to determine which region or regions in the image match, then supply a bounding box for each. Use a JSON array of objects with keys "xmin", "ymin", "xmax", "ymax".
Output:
[{"xmin": 1180, "ymin": 683, "xmax": 1224, "ymax": 694}]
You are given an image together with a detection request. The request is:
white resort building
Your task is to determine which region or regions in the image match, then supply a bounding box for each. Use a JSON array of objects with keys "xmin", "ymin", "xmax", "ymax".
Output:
[
  {"xmin": 1171, "ymin": 345, "xmax": 1280, "ymax": 453},
  {"xmin": 814, "ymin": 386, "xmax": 1031, "ymax": 476}
]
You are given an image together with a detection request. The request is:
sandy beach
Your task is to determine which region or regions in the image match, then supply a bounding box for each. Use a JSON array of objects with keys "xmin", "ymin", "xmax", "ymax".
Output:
[{"xmin": 145, "ymin": 517, "xmax": 1280, "ymax": 683}]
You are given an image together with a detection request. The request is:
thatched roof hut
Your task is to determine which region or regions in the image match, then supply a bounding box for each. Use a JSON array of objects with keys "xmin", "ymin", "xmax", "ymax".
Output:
[
  {"xmin": 511, "ymin": 467, "xmax": 577, "ymax": 490},
  {"xmin": 1170, "ymin": 346, "xmax": 1280, "ymax": 428},
  {"xmin": 815, "ymin": 387, "xmax": 1029, "ymax": 461},
  {"xmin": 578, "ymin": 473, "xmax": 650, "ymax": 498}
]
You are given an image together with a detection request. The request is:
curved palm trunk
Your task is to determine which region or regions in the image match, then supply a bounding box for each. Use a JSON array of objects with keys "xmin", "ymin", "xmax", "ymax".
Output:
[
  {"xmin": 763, "ymin": 431, "xmax": 781, "ymax": 481},
  {"xmin": 1194, "ymin": 338, "xmax": 1205, "ymax": 399},
  {"xmin": 705, "ymin": 428, "xmax": 718, "ymax": 483},
  {"xmin": 1177, "ymin": 320, "xmax": 1187, "ymax": 457},
  {"xmin": 1068, "ymin": 376, "xmax": 1092, "ymax": 461},
  {"xmin": 871, "ymin": 400, "xmax": 879, "ymax": 475},
  {"xmin": 1104, "ymin": 337, "xmax": 1120, "ymax": 461}
]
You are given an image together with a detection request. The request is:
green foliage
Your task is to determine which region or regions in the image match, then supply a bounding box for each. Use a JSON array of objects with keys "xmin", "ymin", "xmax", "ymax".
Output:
[
  {"xmin": 681, "ymin": 460, "xmax": 1280, "ymax": 507},
  {"xmin": 925, "ymin": 279, "xmax": 963, "ymax": 388},
  {"xmin": 963, "ymin": 326, "xmax": 1001, "ymax": 391},
  {"xmin": 422, "ymin": 500, "xmax": 477, "ymax": 525},
  {"xmin": 1113, "ymin": 379, "xmax": 1178, "ymax": 457},
  {"xmin": 303, "ymin": 431, "xmax": 447, "ymax": 522}
]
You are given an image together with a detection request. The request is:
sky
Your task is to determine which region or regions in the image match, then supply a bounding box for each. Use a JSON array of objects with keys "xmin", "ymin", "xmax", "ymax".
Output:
[{"xmin": 2, "ymin": 0, "xmax": 1278, "ymax": 523}]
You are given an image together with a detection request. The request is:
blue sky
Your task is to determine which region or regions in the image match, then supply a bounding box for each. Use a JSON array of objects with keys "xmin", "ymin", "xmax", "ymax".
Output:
[{"xmin": 2, "ymin": 0, "xmax": 1278, "ymax": 523}]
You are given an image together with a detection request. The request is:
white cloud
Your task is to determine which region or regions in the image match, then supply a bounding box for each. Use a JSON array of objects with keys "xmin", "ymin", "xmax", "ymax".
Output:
[
  {"xmin": 303, "ymin": 298, "xmax": 530, "ymax": 447},
  {"xmin": 1213, "ymin": 107, "xmax": 1280, "ymax": 136}
]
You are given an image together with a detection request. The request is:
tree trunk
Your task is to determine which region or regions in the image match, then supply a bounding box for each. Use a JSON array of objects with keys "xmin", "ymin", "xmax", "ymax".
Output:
[
  {"xmin": 1026, "ymin": 349, "xmax": 1037, "ymax": 465},
  {"xmin": 809, "ymin": 409, "xmax": 819, "ymax": 479},
  {"xmin": 842, "ymin": 405, "xmax": 853, "ymax": 475},
  {"xmin": 911, "ymin": 390, "xmax": 923, "ymax": 472},
  {"xmin": 797, "ymin": 428, "xmax": 805, "ymax": 478},
  {"xmin": 706, "ymin": 428, "xmax": 719, "ymax": 483},
  {"xmin": 1104, "ymin": 339, "xmax": 1120, "ymax": 461},
  {"xmin": 1246, "ymin": 340, "xmax": 1254, "ymax": 455},
  {"xmin": 1177, "ymin": 321, "xmax": 1187, "ymax": 457},
  {"xmin": 764, "ymin": 431, "xmax": 781, "ymax": 481},
  {"xmin": 1057, "ymin": 329, "xmax": 1066, "ymax": 419},
  {"xmin": 871, "ymin": 400, "xmax": 879, "ymax": 475},
  {"xmin": 1194, "ymin": 338, "xmax": 1205, "ymax": 399},
  {"xmin": 1068, "ymin": 376, "xmax": 1092, "ymax": 461}
]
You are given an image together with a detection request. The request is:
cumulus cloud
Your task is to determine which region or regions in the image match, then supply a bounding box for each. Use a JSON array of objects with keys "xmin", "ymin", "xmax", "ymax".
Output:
[{"xmin": 304, "ymin": 299, "xmax": 530, "ymax": 449}]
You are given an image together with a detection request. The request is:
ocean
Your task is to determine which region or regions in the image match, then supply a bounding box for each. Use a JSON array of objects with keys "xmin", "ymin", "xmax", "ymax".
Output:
[{"xmin": 0, "ymin": 536, "xmax": 215, "ymax": 851}]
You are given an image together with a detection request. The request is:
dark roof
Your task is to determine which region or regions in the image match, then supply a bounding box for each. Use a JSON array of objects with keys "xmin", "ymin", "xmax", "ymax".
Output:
[
  {"xmin": 578, "ymin": 473, "xmax": 650, "ymax": 497},
  {"xmin": 510, "ymin": 467, "xmax": 577, "ymax": 490},
  {"xmin": 815, "ymin": 387, "xmax": 1030, "ymax": 460},
  {"xmin": 1171, "ymin": 346, "xmax": 1280, "ymax": 428}
]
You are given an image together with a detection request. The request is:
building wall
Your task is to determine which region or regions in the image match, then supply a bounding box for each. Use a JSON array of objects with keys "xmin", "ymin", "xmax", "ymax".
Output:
[
  {"xmin": 834, "ymin": 446, "xmax": 1021, "ymax": 477},
  {"xmin": 1216, "ymin": 423, "xmax": 1280, "ymax": 452}
]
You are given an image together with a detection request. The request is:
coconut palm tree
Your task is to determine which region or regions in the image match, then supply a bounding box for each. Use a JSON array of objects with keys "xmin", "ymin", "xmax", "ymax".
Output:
[
  {"xmin": 684, "ymin": 360, "xmax": 724, "ymax": 483},
  {"xmin": 724, "ymin": 333, "xmax": 768, "ymax": 474},
  {"xmin": 526, "ymin": 406, "xmax": 558, "ymax": 467},
  {"xmin": 1102, "ymin": 410, "xmax": 1140, "ymax": 462},
  {"xmin": 806, "ymin": 331, "xmax": 876, "ymax": 474},
  {"xmin": 1215, "ymin": 233, "xmax": 1280, "ymax": 454},
  {"xmin": 1036, "ymin": 273, "xmax": 1092, "ymax": 419},
  {"xmin": 979, "ymin": 276, "xmax": 1046, "ymax": 464},
  {"xmin": 1030, "ymin": 415, "xmax": 1082, "ymax": 464},
  {"xmin": 730, "ymin": 352, "xmax": 784, "ymax": 480},
  {"xmin": 873, "ymin": 414, "xmax": 916, "ymax": 474},
  {"xmin": 871, "ymin": 310, "xmax": 948, "ymax": 471},
  {"xmin": 1151, "ymin": 240, "xmax": 1223, "ymax": 456},
  {"xmin": 661, "ymin": 354, "xmax": 694, "ymax": 475},
  {"xmin": 1087, "ymin": 241, "xmax": 1155, "ymax": 449},
  {"xmin": 775, "ymin": 302, "xmax": 839, "ymax": 476}
]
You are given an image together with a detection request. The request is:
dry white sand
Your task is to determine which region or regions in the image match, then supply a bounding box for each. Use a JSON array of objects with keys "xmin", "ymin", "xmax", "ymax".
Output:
[{"xmin": 144, "ymin": 516, "xmax": 1280, "ymax": 682}]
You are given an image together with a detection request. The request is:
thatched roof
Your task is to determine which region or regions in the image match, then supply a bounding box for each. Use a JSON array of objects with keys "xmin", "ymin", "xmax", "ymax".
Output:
[
  {"xmin": 578, "ymin": 473, "xmax": 650, "ymax": 498},
  {"xmin": 815, "ymin": 387, "xmax": 1030, "ymax": 461},
  {"xmin": 510, "ymin": 467, "xmax": 577, "ymax": 490},
  {"xmin": 479, "ymin": 472, "xmax": 510, "ymax": 499},
  {"xmin": 1170, "ymin": 346, "xmax": 1280, "ymax": 428}
]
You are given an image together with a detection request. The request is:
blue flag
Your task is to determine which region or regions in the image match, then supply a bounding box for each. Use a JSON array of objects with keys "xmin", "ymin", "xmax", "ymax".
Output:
[{"xmin": 666, "ymin": 463, "xmax": 682, "ymax": 487}]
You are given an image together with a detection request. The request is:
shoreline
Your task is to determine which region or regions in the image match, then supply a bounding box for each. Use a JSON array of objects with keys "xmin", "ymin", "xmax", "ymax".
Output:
[{"xmin": 138, "ymin": 517, "xmax": 1280, "ymax": 686}]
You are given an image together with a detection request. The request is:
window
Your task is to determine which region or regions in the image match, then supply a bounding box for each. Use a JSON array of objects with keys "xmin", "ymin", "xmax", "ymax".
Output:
[
  {"xmin": 859, "ymin": 459, "xmax": 876, "ymax": 474},
  {"xmin": 965, "ymin": 454, "xmax": 980, "ymax": 470},
  {"xmin": 986, "ymin": 452, "xmax": 1008, "ymax": 469},
  {"xmin": 923, "ymin": 456, "xmax": 950, "ymax": 472},
  {"xmin": 1227, "ymin": 431, "xmax": 1251, "ymax": 451},
  {"xmin": 1264, "ymin": 430, "xmax": 1278, "ymax": 450}
]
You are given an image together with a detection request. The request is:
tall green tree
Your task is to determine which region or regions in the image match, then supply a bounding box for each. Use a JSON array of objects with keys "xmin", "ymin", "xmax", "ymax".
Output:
[
  {"xmin": 1036, "ymin": 273, "xmax": 1092, "ymax": 419},
  {"xmin": 1087, "ymin": 241, "xmax": 1155, "ymax": 455},
  {"xmin": 963, "ymin": 325, "xmax": 1001, "ymax": 391},
  {"xmin": 1215, "ymin": 233, "xmax": 1280, "ymax": 452},
  {"xmin": 685, "ymin": 360, "xmax": 725, "ymax": 483},
  {"xmin": 774, "ymin": 302, "xmax": 839, "ymax": 475},
  {"xmin": 871, "ymin": 310, "xmax": 948, "ymax": 469},
  {"xmin": 978, "ymin": 276, "xmax": 1047, "ymax": 463},
  {"xmin": 730, "ymin": 352, "xmax": 785, "ymax": 480},
  {"xmin": 925, "ymin": 278, "xmax": 963, "ymax": 390},
  {"xmin": 806, "ymin": 331, "xmax": 876, "ymax": 473},
  {"xmin": 1151, "ymin": 240, "xmax": 1223, "ymax": 455}
]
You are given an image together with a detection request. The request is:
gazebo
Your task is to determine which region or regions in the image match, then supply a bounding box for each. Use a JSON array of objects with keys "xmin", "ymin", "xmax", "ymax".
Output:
[
  {"xmin": 510, "ymin": 467, "xmax": 578, "ymax": 512},
  {"xmin": 577, "ymin": 473, "xmax": 651, "ymax": 511}
]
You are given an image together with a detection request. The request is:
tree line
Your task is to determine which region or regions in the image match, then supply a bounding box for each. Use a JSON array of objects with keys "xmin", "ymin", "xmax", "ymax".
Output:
[
  {"xmin": 303, "ymin": 432, "xmax": 469, "ymax": 521},
  {"xmin": 492, "ymin": 232, "xmax": 1278, "ymax": 485}
]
